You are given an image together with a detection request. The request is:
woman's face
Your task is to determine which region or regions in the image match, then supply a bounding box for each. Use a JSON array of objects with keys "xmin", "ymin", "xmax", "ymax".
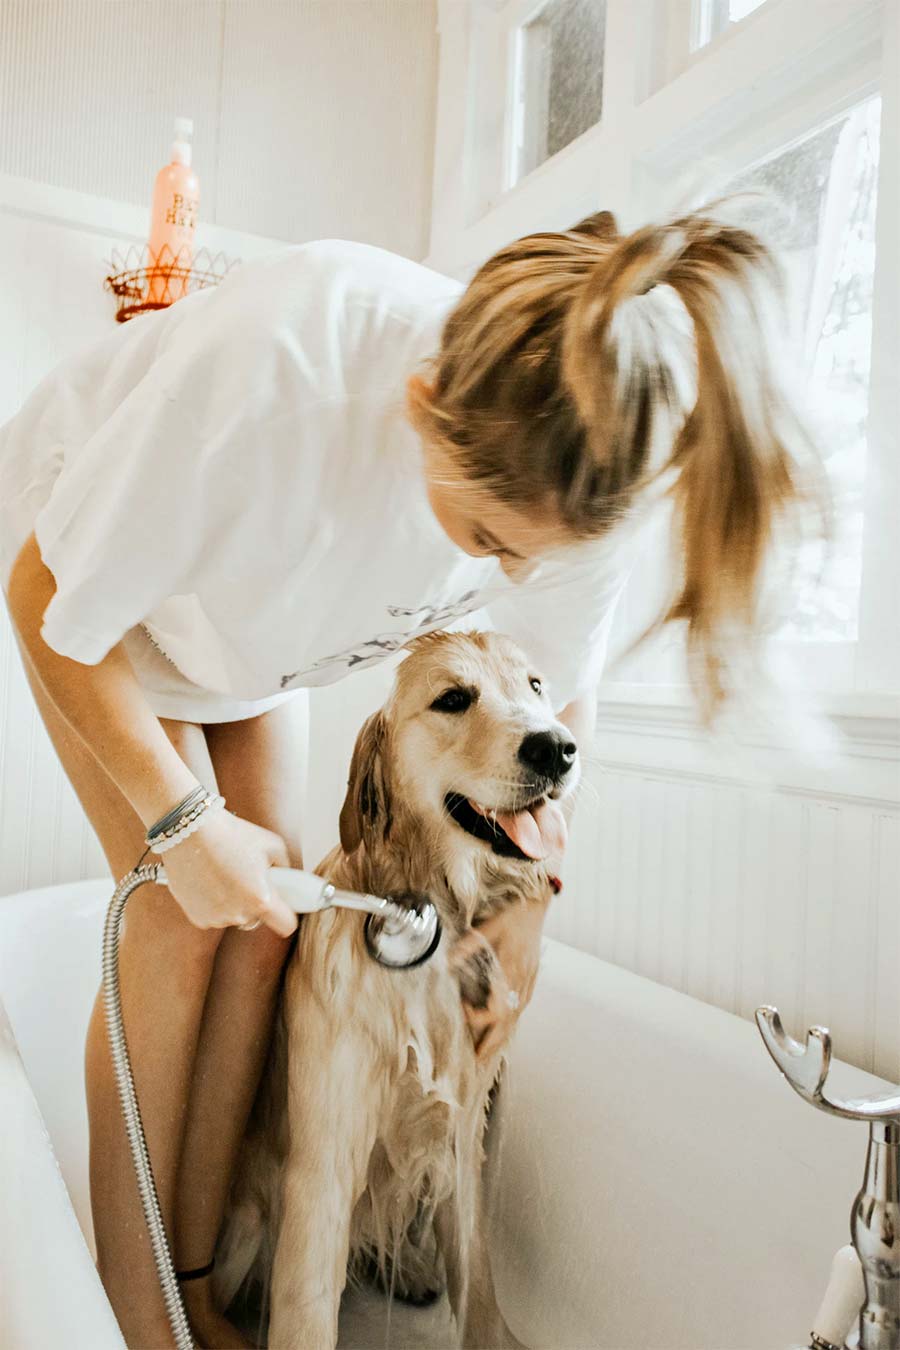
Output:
[{"xmin": 422, "ymin": 441, "xmax": 570, "ymax": 581}]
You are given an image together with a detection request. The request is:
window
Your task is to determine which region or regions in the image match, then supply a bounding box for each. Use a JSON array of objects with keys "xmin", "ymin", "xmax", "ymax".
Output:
[
  {"xmin": 693, "ymin": 0, "xmax": 769, "ymax": 50},
  {"xmin": 730, "ymin": 97, "xmax": 881, "ymax": 641},
  {"xmin": 510, "ymin": 0, "xmax": 606, "ymax": 186}
]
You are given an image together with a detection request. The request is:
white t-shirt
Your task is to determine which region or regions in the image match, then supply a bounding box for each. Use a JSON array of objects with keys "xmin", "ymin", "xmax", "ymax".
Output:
[{"xmin": 0, "ymin": 239, "xmax": 631, "ymax": 710}]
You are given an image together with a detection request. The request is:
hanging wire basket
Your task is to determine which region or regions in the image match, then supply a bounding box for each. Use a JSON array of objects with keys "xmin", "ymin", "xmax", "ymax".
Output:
[{"xmin": 103, "ymin": 243, "xmax": 240, "ymax": 323}]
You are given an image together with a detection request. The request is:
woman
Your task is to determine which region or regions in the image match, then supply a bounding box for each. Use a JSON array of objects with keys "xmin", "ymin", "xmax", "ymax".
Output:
[{"xmin": 0, "ymin": 207, "xmax": 813, "ymax": 1348}]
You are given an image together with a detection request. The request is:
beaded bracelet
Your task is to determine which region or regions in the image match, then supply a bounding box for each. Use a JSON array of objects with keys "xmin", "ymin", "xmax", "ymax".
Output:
[
  {"xmin": 145, "ymin": 787, "xmax": 226, "ymax": 855},
  {"xmin": 146, "ymin": 786, "xmax": 208, "ymax": 842},
  {"xmin": 146, "ymin": 790, "xmax": 212, "ymax": 848},
  {"xmin": 149, "ymin": 796, "xmax": 225, "ymax": 854}
]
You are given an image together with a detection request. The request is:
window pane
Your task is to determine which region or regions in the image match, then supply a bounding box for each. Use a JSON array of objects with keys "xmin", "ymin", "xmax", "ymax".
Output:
[
  {"xmin": 730, "ymin": 97, "xmax": 881, "ymax": 640},
  {"xmin": 694, "ymin": 0, "xmax": 768, "ymax": 50},
  {"xmin": 514, "ymin": 0, "xmax": 605, "ymax": 184}
]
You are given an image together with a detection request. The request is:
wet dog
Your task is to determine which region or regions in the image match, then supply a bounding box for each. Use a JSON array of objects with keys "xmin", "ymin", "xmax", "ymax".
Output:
[{"xmin": 216, "ymin": 630, "xmax": 579, "ymax": 1348}]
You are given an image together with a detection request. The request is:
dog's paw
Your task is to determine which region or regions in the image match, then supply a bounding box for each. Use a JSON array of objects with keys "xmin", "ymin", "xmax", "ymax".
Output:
[
  {"xmin": 392, "ymin": 1280, "xmax": 444, "ymax": 1308},
  {"xmin": 357, "ymin": 1251, "xmax": 445, "ymax": 1306}
]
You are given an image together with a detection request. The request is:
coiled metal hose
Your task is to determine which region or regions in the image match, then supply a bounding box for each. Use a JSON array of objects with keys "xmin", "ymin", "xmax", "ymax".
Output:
[{"xmin": 101, "ymin": 863, "xmax": 194, "ymax": 1350}]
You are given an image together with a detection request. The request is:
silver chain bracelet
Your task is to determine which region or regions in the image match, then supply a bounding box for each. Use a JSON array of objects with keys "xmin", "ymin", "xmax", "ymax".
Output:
[{"xmin": 145, "ymin": 786, "xmax": 226, "ymax": 855}]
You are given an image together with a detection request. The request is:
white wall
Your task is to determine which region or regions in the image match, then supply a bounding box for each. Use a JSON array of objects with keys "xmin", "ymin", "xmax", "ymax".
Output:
[{"xmin": 0, "ymin": 0, "xmax": 438, "ymax": 259}]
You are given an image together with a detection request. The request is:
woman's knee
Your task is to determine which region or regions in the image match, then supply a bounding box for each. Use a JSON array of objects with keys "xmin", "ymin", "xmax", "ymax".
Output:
[
  {"xmin": 221, "ymin": 921, "xmax": 295, "ymax": 981},
  {"xmin": 122, "ymin": 880, "xmax": 223, "ymax": 965},
  {"xmin": 204, "ymin": 701, "xmax": 307, "ymax": 868}
]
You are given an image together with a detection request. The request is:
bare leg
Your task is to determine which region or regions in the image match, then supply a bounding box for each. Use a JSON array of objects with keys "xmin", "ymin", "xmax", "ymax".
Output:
[
  {"xmin": 16, "ymin": 636, "xmax": 221, "ymax": 1349},
  {"xmin": 173, "ymin": 699, "xmax": 308, "ymax": 1348},
  {"xmin": 84, "ymin": 905, "xmax": 222, "ymax": 1348}
]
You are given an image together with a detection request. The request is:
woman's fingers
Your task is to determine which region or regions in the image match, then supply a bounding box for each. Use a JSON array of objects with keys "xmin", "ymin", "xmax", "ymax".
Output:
[
  {"xmin": 261, "ymin": 836, "xmax": 297, "ymax": 934},
  {"xmin": 257, "ymin": 890, "xmax": 298, "ymax": 938},
  {"xmin": 449, "ymin": 929, "xmax": 499, "ymax": 1010},
  {"xmin": 235, "ymin": 850, "xmax": 298, "ymax": 937},
  {"xmin": 462, "ymin": 991, "xmax": 516, "ymax": 1061},
  {"xmin": 447, "ymin": 927, "xmax": 488, "ymax": 964},
  {"xmin": 451, "ymin": 928, "xmax": 520, "ymax": 1059},
  {"xmin": 263, "ymin": 828, "xmax": 292, "ymax": 869},
  {"xmin": 473, "ymin": 1014, "xmax": 513, "ymax": 1063}
]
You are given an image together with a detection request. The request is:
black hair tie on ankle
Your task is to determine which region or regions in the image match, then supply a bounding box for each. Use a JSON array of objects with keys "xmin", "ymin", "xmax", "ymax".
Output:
[{"xmin": 175, "ymin": 1259, "xmax": 215, "ymax": 1282}]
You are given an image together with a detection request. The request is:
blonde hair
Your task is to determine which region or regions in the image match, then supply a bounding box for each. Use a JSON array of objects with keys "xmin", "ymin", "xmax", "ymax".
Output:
[{"xmin": 407, "ymin": 206, "xmax": 824, "ymax": 720}]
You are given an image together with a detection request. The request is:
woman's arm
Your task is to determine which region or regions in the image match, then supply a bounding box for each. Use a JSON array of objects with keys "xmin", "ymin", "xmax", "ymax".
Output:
[
  {"xmin": 6, "ymin": 531, "xmax": 201, "ymax": 827},
  {"xmin": 5, "ymin": 531, "xmax": 297, "ymax": 935}
]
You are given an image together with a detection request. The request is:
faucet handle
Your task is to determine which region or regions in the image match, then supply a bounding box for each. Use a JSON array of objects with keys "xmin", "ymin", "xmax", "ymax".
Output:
[{"xmin": 755, "ymin": 1006, "xmax": 900, "ymax": 1122}]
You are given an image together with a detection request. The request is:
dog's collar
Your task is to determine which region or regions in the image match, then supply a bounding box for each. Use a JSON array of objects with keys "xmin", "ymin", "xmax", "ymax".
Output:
[{"xmin": 548, "ymin": 874, "xmax": 562, "ymax": 894}]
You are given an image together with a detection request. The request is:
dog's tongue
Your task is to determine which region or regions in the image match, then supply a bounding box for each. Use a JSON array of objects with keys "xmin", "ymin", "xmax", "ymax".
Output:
[{"xmin": 473, "ymin": 797, "xmax": 567, "ymax": 860}]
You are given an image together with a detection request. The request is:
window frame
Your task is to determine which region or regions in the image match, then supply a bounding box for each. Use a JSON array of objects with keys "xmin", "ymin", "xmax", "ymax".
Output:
[
  {"xmin": 429, "ymin": 0, "xmax": 897, "ymax": 706},
  {"xmin": 692, "ymin": 0, "xmax": 771, "ymax": 60},
  {"xmin": 503, "ymin": 0, "xmax": 610, "ymax": 191}
]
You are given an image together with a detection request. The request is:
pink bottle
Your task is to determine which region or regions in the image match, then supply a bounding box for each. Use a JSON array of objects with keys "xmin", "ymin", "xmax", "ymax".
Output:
[{"xmin": 145, "ymin": 116, "xmax": 199, "ymax": 307}]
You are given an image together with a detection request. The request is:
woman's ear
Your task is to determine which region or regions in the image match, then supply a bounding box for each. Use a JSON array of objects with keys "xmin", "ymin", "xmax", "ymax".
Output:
[
  {"xmin": 339, "ymin": 710, "xmax": 392, "ymax": 855},
  {"xmin": 405, "ymin": 372, "xmax": 434, "ymax": 423}
]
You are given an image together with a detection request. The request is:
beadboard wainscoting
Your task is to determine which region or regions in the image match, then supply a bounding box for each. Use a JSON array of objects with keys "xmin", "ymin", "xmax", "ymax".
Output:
[{"xmin": 549, "ymin": 695, "xmax": 900, "ymax": 1082}]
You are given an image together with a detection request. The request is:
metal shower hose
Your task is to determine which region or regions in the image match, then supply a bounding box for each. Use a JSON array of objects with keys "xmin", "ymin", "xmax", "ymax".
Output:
[{"xmin": 102, "ymin": 862, "xmax": 195, "ymax": 1350}]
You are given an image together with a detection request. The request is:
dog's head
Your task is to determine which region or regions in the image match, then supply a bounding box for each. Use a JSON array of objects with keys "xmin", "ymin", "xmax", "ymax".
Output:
[{"xmin": 338, "ymin": 631, "xmax": 579, "ymax": 912}]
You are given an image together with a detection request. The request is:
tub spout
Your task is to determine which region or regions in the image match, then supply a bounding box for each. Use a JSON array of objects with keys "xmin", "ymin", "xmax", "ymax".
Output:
[
  {"xmin": 755, "ymin": 1007, "xmax": 900, "ymax": 1350},
  {"xmin": 852, "ymin": 1121, "xmax": 900, "ymax": 1350}
]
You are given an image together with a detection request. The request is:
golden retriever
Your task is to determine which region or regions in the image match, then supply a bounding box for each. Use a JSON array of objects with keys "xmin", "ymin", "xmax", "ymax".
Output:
[{"xmin": 215, "ymin": 630, "xmax": 579, "ymax": 1349}]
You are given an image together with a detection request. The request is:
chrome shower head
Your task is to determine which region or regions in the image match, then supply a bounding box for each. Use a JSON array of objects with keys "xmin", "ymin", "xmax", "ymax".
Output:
[
  {"xmin": 265, "ymin": 868, "xmax": 443, "ymax": 971},
  {"xmin": 363, "ymin": 896, "xmax": 442, "ymax": 969}
]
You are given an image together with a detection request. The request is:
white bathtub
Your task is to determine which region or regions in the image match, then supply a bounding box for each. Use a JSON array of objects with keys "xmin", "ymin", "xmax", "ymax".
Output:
[{"xmin": 1, "ymin": 878, "xmax": 893, "ymax": 1349}]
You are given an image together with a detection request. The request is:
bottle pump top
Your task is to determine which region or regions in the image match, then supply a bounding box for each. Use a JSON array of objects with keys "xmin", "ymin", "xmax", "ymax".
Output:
[{"xmin": 171, "ymin": 116, "xmax": 193, "ymax": 167}]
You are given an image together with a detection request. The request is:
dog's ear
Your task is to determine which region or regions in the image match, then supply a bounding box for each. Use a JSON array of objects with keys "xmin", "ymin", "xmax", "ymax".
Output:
[{"xmin": 339, "ymin": 710, "xmax": 392, "ymax": 855}]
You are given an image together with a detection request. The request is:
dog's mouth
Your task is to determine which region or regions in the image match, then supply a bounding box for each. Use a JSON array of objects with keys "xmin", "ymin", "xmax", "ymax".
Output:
[{"xmin": 443, "ymin": 792, "xmax": 567, "ymax": 862}]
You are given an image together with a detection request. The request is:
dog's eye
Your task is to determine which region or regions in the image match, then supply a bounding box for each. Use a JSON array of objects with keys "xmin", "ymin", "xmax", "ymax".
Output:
[
  {"xmin": 529, "ymin": 677, "xmax": 543, "ymax": 696},
  {"xmin": 430, "ymin": 687, "xmax": 473, "ymax": 714}
]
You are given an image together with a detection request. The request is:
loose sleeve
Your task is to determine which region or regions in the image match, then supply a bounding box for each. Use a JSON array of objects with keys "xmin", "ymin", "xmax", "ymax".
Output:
[
  {"xmin": 483, "ymin": 539, "xmax": 633, "ymax": 711},
  {"xmin": 33, "ymin": 310, "xmax": 283, "ymax": 665}
]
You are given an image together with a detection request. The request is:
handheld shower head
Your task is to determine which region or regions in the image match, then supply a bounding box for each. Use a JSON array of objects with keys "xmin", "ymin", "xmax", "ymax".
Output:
[
  {"xmin": 266, "ymin": 867, "xmax": 442, "ymax": 969},
  {"xmin": 363, "ymin": 897, "xmax": 442, "ymax": 968}
]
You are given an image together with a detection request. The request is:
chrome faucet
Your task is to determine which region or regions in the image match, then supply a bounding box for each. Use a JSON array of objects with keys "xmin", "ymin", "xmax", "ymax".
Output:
[{"xmin": 755, "ymin": 1007, "xmax": 900, "ymax": 1350}]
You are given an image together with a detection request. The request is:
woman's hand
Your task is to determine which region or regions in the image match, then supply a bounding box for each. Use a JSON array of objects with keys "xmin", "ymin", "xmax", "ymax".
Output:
[
  {"xmin": 449, "ymin": 898, "xmax": 548, "ymax": 1062},
  {"xmin": 156, "ymin": 808, "xmax": 298, "ymax": 937}
]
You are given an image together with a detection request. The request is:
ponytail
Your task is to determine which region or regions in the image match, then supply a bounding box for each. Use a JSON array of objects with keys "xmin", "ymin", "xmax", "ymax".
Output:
[{"xmin": 562, "ymin": 211, "xmax": 823, "ymax": 718}]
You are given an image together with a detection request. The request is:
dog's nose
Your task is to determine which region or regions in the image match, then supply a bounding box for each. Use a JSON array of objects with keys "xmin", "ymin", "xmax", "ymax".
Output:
[{"xmin": 518, "ymin": 730, "xmax": 577, "ymax": 780}]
